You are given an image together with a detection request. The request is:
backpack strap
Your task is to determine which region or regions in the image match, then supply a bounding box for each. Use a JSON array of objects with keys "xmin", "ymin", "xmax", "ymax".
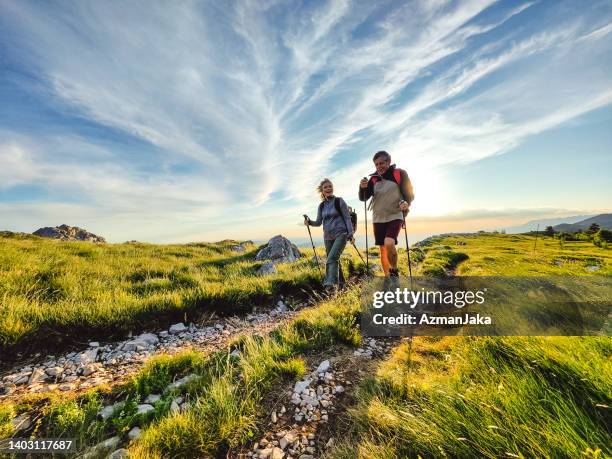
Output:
[
  {"xmin": 334, "ymin": 197, "xmax": 352, "ymax": 235},
  {"xmin": 393, "ymin": 169, "xmax": 401, "ymax": 185}
]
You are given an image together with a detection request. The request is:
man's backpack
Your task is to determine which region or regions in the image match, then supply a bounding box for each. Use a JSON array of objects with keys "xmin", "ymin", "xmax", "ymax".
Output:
[
  {"xmin": 370, "ymin": 168, "xmax": 402, "ymax": 186},
  {"xmin": 370, "ymin": 168, "xmax": 408, "ymax": 217},
  {"xmin": 318, "ymin": 198, "xmax": 358, "ymax": 234}
]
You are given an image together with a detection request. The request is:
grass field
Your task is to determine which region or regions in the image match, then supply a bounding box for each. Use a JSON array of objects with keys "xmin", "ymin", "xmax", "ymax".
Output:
[
  {"xmin": 333, "ymin": 233, "xmax": 612, "ymax": 458},
  {"xmin": 1, "ymin": 232, "xmax": 610, "ymax": 457},
  {"xmin": 414, "ymin": 233, "xmax": 612, "ymax": 277},
  {"xmin": 0, "ymin": 285, "xmax": 364, "ymax": 457},
  {"xmin": 0, "ymin": 233, "xmax": 348, "ymax": 353}
]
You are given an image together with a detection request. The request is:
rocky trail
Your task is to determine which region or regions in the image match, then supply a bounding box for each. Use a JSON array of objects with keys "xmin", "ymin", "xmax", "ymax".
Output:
[
  {"xmin": 0, "ymin": 297, "xmax": 308, "ymax": 403},
  {"xmin": 2, "ymin": 281, "xmax": 409, "ymax": 459},
  {"xmin": 234, "ymin": 336, "xmax": 404, "ymax": 459}
]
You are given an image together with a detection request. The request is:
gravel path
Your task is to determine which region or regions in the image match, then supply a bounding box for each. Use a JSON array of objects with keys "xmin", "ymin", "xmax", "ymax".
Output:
[
  {"xmin": 236, "ymin": 336, "xmax": 403, "ymax": 459},
  {"xmin": 0, "ymin": 299, "xmax": 303, "ymax": 402}
]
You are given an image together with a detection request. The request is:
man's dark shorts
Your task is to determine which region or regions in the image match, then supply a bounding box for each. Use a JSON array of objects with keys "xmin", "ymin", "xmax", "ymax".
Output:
[{"xmin": 373, "ymin": 219, "xmax": 403, "ymax": 245}]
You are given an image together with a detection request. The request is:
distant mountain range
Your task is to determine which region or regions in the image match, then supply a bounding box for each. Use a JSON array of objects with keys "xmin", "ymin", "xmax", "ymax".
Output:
[
  {"xmin": 504, "ymin": 214, "xmax": 612, "ymax": 234},
  {"xmin": 553, "ymin": 214, "xmax": 612, "ymax": 232},
  {"xmin": 504, "ymin": 215, "xmax": 595, "ymax": 234}
]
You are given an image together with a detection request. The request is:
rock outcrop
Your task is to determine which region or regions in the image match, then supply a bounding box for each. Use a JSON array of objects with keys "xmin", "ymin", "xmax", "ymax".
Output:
[
  {"xmin": 256, "ymin": 235, "xmax": 301, "ymax": 264},
  {"xmin": 255, "ymin": 235, "xmax": 301, "ymax": 275},
  {"xmin": 33, "ymin": 224, "xmax": 106, "ymax": 243}
]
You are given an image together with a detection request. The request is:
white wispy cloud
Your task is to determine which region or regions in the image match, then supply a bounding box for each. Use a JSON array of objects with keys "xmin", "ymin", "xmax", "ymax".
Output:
[{"xmin": 0, "ymin": 0, "xmax": 611, "ymax": 241}]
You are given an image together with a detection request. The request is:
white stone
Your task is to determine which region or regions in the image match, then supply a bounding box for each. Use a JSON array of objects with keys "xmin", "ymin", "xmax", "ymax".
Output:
[
  {"xmin": 145, "ymin": 393, "xmax": 161, "ymax": 404},
  {"xmin": 89, "ymin": 342, "xmax": 100, "ymax": 347},
  {"xmin": 293, "ymin": 378, "xmax": 311, "ymax": 395},
  {"xmin": 136, "ymin": 404, "xmax": 154, "ymax": 415},
  {"xmin": 128, "ymin": 426, "xmax": 142, "ymax": 440},
  {"xmin": 123, "ymin": 340, "xmax": 148, "ymax": 352},
  {"xmin": 81, "ymin": 364, "xmax": 97, "ymax": 376},
  {"xmin": 28, "ymin": 368, "xmax": 47, "ymax": 385},
  {"xmin": 279, "ymin": 432, "xmax": 297, "ymax": 449},
  {"xmin": 169, "ymin": 323, "xmax": 187, "ymax": 334},
  {"xmin": 108, "ymin": 449, "xmax": 129, "ymax": 459},
  {"xmin": 138, "ymin": 333, "xmax": 159, "ymax": 345},
  {"xmin": 74, "ymin": 349, "xmax": 98, "ymax": 365},
  {"xmin": 170, "ymin": 400, "xmax": 180, "ymax": 413},
  {"xmin": 316, "ymin": 360, "xmax": 330, "ymax": 373},
  {"xmin": 11, "ymin": 414, "xmax": 31, "ymax": 433},
  {"xmin": 164, "ymin": 374, "xmax": 197, "ymax": 392},
  {"xmin": 14, "ymin": 375, "xmax": 29, "ymax": 385},
  {"xmin": 45, "ymin": 366, "xmax": 64, "ymax": 377}
]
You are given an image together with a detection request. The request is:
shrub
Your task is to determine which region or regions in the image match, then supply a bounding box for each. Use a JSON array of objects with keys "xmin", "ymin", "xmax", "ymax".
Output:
[{"xmin": 593, "ymin": 229, "xmax": 612, "ymax": 248}]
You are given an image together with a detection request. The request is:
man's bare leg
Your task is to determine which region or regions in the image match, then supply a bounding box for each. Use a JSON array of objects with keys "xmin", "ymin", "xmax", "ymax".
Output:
[
  {"xmin": 379, "ymin": 245, "xmax": 390, "ymax": 276},
  {"xmin": 384, "ymin": 237, "xmax": 398, "ymax": 271}
]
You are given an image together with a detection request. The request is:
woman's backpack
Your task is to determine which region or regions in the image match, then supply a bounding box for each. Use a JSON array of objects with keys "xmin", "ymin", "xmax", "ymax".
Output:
[{"xmin": 318, "ymin": 198, "xmax": 357, "ymax": 234}]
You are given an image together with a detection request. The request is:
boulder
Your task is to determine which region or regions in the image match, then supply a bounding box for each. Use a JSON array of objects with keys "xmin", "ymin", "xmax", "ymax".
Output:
[
  {"xmin": 258, "ymin": 261, "xmax": 277, "ymax": 276},
  {"xmin": 256, "ymin": 235, "xmax": 301, "ymax": 264},
  {"xmin": 33, "ymin": 224, "xmax": 106, "ymax": 243}
]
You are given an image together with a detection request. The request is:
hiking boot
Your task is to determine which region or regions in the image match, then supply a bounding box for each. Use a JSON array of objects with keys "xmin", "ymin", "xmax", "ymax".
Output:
[
  {"xmin": 383, "ymin": 276, "xmax": 399, "ymax": 292},
  {"xmin": 389, "ymin": 269, "xmax": 400, "ymax": 289}
]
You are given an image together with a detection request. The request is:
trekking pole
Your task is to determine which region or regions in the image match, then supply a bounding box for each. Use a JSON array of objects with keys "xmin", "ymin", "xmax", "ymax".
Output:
[
  {"xmin": 401, "ymin": 204, "xmax": 414, "ymax": 288},
  {"xmin": 303, "ymin": 215, "xmax": 323, "ymax": 277},
  {"xmin": 362, "ymin": 177, "xmax": 370, "ymax": 274},
  {"xmin": 349, "ymin": 239, "xmax": 366, "ymax": 265}
]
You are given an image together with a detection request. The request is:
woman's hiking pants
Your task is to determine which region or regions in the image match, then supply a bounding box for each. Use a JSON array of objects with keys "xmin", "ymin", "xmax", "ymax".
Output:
[{"xmin": 324, "ymin": 234, "xmax": 347, "ymax": 286}]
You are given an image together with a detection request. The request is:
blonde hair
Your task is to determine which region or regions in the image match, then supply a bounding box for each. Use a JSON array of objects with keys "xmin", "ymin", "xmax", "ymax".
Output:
[{"xmin": 316, "ymin": 178, "xmax": 333, "ymax": 201}]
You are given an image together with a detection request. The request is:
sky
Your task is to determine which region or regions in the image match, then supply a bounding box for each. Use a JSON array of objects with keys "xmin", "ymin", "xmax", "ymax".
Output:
[{"xmin": 1, "ymin": 0, "xmax": 611, "ymax": 244}]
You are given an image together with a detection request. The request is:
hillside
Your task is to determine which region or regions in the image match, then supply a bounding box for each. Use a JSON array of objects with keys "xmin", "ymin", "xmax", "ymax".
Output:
[
  {"xmin": 504, "ymin": 214, "xmax": 595, "ymax": 233},
  {"xmin": 0, "ymin": 233, "xmax": 610, "ymax": 458},
  {"xmin": 0, "ymin": 234, "xmax": 336, "ymax": 359},
  {"xmin": 554, "ymin": 213, "xmax": 612, "ymax": 232}
]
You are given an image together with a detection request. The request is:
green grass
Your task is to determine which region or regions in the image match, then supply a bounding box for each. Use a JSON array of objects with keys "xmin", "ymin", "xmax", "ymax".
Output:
[
  {"xmin": 419, "ymin": 233, "xmax": 612, "ymax": 276},
  {"xmin": 130, "ymin": 288, "xmax": 362, "ymax": 458},
  {"xmin": 0, "ymin": 287, "xmax": 364, "ymax": 457},
  {"xmin": 329, "ymin": 233, "xmax": 612, "ymax": 459},
  {"xmin": 2, "ymin": 233, "xmax": 610, "ymax": 457},
  {"xmin": 331, "ymin": 336, "xmax": 611, "ymax": 459},
  {"xmin": 0, "ymin": 235, "xmax": 332, "ymax": 351}
]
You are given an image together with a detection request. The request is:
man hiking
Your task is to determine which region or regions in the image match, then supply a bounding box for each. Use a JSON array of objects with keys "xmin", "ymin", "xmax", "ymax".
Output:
[{"xmin": 359, "ymin": 151, "xmax": 414, "ymax": 282}]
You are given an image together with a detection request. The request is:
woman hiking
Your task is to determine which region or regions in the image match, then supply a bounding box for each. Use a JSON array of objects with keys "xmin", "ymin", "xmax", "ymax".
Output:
[{"xmin": 304, "ymin": 178, "xmax": 354, "ymax": 292}]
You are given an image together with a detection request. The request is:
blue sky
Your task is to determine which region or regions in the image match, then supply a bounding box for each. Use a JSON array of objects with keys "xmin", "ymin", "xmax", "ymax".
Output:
[{"xmin": 1, "ymin": 0, "xmax": 611, "ymax": 243}]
